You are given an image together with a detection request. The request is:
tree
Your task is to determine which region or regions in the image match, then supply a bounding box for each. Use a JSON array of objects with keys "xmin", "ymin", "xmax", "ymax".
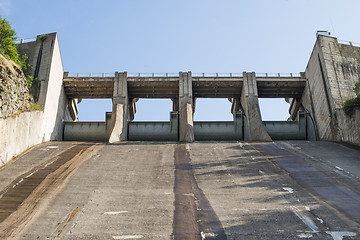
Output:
[
  {"xmin": 0, "ymin": 17, "xmax": 19, "ymax": 62},
  {"xmin": 0, "ymin": 16, "xmax": 31, "ymax": 86}
]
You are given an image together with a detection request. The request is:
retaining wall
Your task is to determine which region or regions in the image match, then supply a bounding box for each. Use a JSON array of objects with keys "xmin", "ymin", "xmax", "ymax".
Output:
[
  {"xmin": 301, "ymin": 35, "xmax": 360, "ymax": 145},
  {"xmin": 0, "ymin": 111, "xmax": 43, "ymax": 166}
]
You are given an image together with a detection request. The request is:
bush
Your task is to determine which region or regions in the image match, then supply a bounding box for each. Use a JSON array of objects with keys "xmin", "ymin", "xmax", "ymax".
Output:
[{"xmin": 343, "ymin": 96, "xmax": 360, "ymax": 116}]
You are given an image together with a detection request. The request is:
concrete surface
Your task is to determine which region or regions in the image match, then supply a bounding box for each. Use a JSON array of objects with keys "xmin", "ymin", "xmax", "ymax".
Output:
[
  {"xmin": 241, "ymin": 72, "xmax": 272, "ymax": 141},
  {"xmin": 109, "ymin": 72, "xmax": 129, "ymax": 143},
  {"xmin": 0, "ymin": 111, "xmax": 44, "ymax": 166},
  {"xmin": 2, "ymin": 33, "xmax": 76, "ymax": 167},
  {"xmin": 301, "ymin": 35, "xmax": 360, "ymax": 145},
  {"xmin": 179, "ymin": 72, "xmax": 195, "ymax": 142},
  {"xmin": 0, "ymin": 141, "xmax": 358, "ymax": 239}
]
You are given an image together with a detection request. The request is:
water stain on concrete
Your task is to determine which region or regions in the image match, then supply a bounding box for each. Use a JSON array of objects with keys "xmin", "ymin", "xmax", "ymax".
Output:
[
  {"xmin": 172, "ymin": 144, "xmax": 227, "ymax": 240},
  {"xmin": 0, "ymin": 143, "xmax": 101, "ymax": 238}
]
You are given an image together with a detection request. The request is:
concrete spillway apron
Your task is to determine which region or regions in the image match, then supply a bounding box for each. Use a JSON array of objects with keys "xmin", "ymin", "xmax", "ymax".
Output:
[
  {"xmin": 253, "ymin": 142, "xmax": 360, "ymax": 224},
  {"xmin": 0, "ymin": 143, "xmax": 102, "ymax": 238},
  {"xmin": 173, "ymin": 144, "xmax": 227, "ymax": 240}
]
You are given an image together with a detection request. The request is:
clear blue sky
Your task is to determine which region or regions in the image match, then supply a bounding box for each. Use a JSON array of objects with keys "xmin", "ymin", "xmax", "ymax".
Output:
[{"xmin": 2, "ymin": 0, "xmax": 360, "ymax": 121}]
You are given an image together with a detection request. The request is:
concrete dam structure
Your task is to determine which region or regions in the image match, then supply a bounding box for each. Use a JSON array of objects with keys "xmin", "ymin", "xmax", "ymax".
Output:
[
  {"xmin": 13, "ymin": 32, "xmax": 360, "ymax": 146},
  {"xmin": 0, "ymin": 32, "xmax": 359, "ymax": 239}
]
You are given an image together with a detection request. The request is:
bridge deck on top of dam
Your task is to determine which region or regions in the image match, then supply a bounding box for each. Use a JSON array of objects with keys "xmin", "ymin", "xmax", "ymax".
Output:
[{"xmin": 63, "ymin": 72, "xmax": 306, "ymax": 99}]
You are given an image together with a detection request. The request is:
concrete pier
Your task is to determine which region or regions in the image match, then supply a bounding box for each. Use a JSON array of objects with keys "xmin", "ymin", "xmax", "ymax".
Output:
[
  {"xmin": 179, "ymin": 72, "xmax": 195, "ymax": 142},
  {"xmin": 109, "ymin": 72, "xmax": 129, "ymax": 143},
  {"xmin": 241, "ymin": 72, "xmax": 272, "ymax": 141}
]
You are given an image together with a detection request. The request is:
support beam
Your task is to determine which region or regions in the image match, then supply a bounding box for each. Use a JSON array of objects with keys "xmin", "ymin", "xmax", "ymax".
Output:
[
  {"xmin": 241, "ymin": 72, "xmax": 272, "ymax": 141},
  {"xmin": 109, "ymin": 72, "xmax": 129, "ymax": 143},
  {"xmin": 179, "ymin": 71, "xmax": 195, "ymax": 142}
]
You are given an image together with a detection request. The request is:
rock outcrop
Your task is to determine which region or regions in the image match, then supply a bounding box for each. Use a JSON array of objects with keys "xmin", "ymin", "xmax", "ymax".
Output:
[{"xmin": 0, "ymin": 55, "xmax": 32, "ymax": 118}]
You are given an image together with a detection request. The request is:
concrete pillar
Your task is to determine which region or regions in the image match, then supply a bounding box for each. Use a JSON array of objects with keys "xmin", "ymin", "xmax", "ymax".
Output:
[
  {"xmin": 109, "ymin": 72, "xmax": 129, "ymax": 143},
  {"xmin": 179, "ymin": 71, "xmax": 195, "ymax": 142},
  {"xmin": 241, "ymin": 72, "xmax": 272, "ymax": 141},
  {"xmin": 233, "ymin": 111, "xmax": 244, "ymax": 140}
]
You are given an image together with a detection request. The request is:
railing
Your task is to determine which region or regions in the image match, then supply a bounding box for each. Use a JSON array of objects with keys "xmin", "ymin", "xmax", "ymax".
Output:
[
  {"xmin": 67, "ymin": 73, "xmax": 115, "ymax": 77},
  {"xmin": 15, "ymin": 37, "xmax": 37, "ymax": 44},
  {"xmin": 256, "ymin": 73, "xmax": 301, "ymax": 77},
  {"xmin": 128, "ymin": 73, "xmax": 179, "ymax": 77},
  {"xmin": 338, "ymin": 40, "xmax": 360, "ymax": 48},
  {"xmin": 192, "ymin": 73, "xmax": 243, "ymax": 77},
  {"xmin": 65, "ymin": 72, "xmax": 302, "ymax": 78}
]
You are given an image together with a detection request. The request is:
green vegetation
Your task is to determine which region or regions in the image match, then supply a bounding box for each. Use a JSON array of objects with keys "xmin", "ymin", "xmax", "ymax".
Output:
[
  {"xmin": 30, "ymin": 102, "xmax": 43, "ymax": 111},
  {"xmin": 343, "ymin": 78, "xmax": 360, "ymax": 116},
  {"xmin": 0, "ymin": 16, "xmax": 32, "ymax": 86}
]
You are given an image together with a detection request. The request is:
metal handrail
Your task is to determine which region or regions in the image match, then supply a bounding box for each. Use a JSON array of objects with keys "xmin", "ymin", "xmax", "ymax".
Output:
[
  {"xmin": 65, "ymin": 72, "xmax": 302, "ymax": 78},
  {"xmin": 256, "ymin": 73, "xmax": 301, "ymax": 77},
  {"xmin": 338, "ymin": 39, "xmax": 360, "ymax": 48},
  {"xmin": 15, "ymin": 37, "xmax": 37, "ymax": 44}
]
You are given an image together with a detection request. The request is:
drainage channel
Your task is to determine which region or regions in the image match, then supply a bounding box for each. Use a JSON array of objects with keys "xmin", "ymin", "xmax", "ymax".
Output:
[
  {"xmin": 0, "ymin": 143, "xmax": 96, "ymax": 237},
  {"xmin": 173, "ymin": 144, "xmax": 227, "ymax": 240}
]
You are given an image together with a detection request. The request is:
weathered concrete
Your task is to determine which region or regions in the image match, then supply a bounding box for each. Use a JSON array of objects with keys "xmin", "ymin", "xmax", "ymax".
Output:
[
  {"xmin": 0, "ymin": 141, "xmax": 359, "ymax": 239},
  {"xmin": 264, "ymin": 112, "xmax": 316, "ymax": 140},
  {"xmin": 241, "ymin": 72, "xmax": 272, "ymax": 141},
  {"xmin": 63, "ymin": 73, "xmax": 305, "ymax": 99},
  {"xmin": 179, "ymin": 72, "xmax": 195, "ymax": 142},
  {"xmin": 1, "ymin": 33, "xmax": 77, "ymax": 166},
  {"xmin": 128, "ymin": 112, "xmax": 178, "ymax": 141},
  {"xmin": 190, "ymin": 142, "xmax": 360, "ymax": 239},
  {"xmin": 16, "ymin": 32, "xmax": 77, "ymax": 141},
  {"xmin": 299, "ymin": 35, "xmax": 360, "ymax": 145},
  {"xmin": 63, "ymin": 112, "xmax": 111, "ymax": 142},
  {"xmin": 193, "ymin": 111, "xmax": 244, "ymax": 141},
  {"xmin": 109, "ymin": 72, "xmax": 129, "ymax": 143},
  {"xmin": 0, "ymin": 111, "xmax": 43, "ymax": 166}
]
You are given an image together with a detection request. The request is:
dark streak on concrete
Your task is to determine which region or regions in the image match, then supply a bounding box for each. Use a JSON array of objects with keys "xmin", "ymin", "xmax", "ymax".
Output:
[
  {"xmin": 0, "ymin": 143, "xmax": 93, "ymax": 223},
  {"xmin": 173, "ymin": 144, "xmax": 227, "ymax": 240}
]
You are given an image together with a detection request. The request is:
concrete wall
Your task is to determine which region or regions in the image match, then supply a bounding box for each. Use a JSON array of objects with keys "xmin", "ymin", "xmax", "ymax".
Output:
[
  {"xmin": 63, "ymin": 112, "xmax": 111, "ymax": 142},
  {"xmin": 263, "ymin": 112, "xmax": 315, "ymax": 140},
  {"xmin": 64, "ymin": 122, "xmax": 108, "ymax": 142},
  {"xmin": 0, "ymin": 33, "xmax": 77, "ymax": 166},
  {"xmin": 194, "ymin": 122, "xmax": 242, "ymax": 141},
  {"xmin": 301, "ymin": 35, "xmax": 360, "ymax": 145},
  {"xmin": 0, "ymin": 111, "xmax": 43, "ymax": 166},
  {"xmin": 16, "ymin": 32, "xmax": 75, "ymax": 142},
  {"xmin": 194, "ymin": 112, "xmax": 244, "ymax": 141},
  {"xmin": 128, "ymin": 112, "xmax": 178, "ymax": 141}
]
